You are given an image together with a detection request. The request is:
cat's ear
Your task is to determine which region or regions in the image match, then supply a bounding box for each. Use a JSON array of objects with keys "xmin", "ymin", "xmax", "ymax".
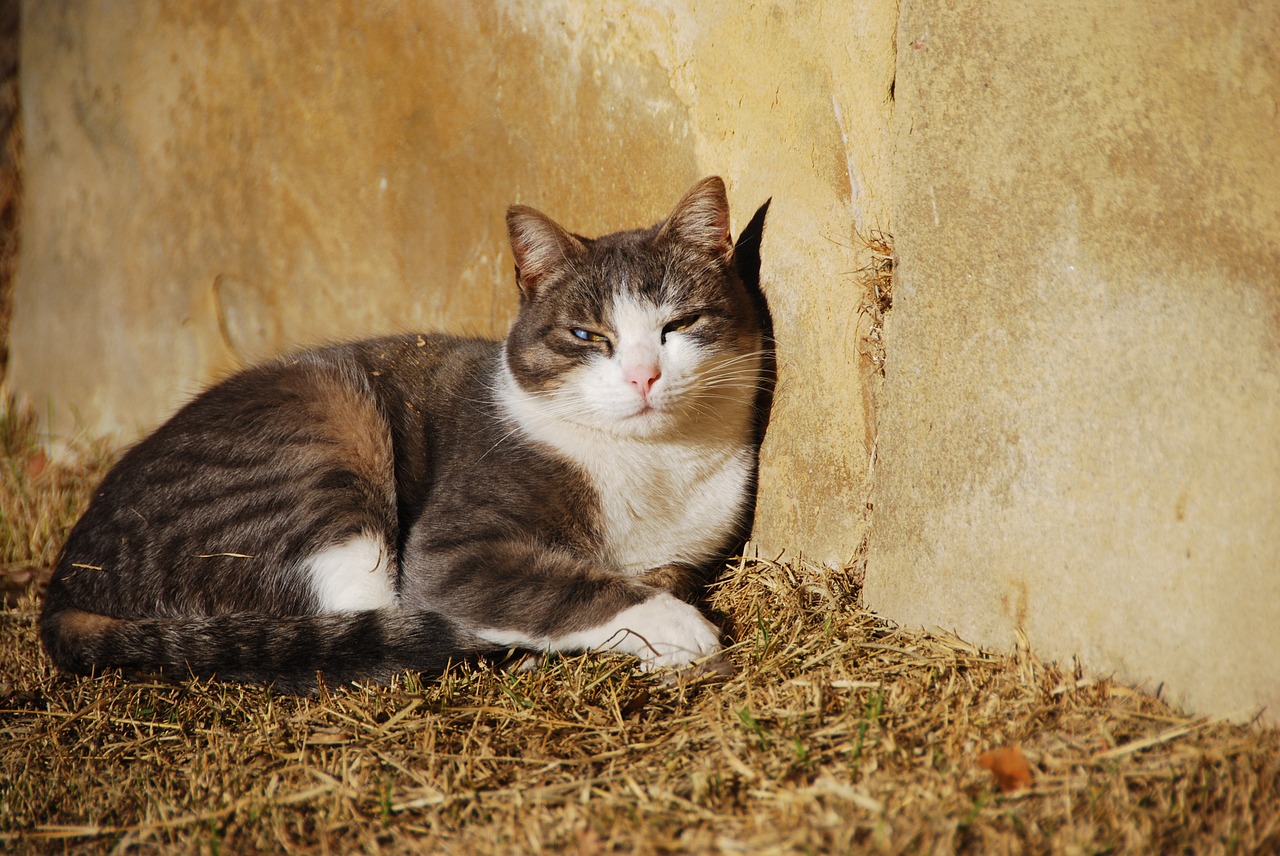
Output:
[
  {"xmin": 506, "ymin": 205, "xmax": 585, "ymax": 299},
  {"xmin": 657, "ymin": 176, "xmax": 734, "ymax": 263}
]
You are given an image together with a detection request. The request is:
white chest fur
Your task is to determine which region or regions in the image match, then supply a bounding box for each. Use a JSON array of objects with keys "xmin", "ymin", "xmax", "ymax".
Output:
[{"xmin": 580, "ymin": 435, "xmax": 753, "ymax": 574}]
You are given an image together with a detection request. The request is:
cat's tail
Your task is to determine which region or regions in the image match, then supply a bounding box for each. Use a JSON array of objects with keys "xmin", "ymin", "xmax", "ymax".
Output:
[{"xmin": 40, "ymin": 607, "xmax": 494, "ymax": 693}]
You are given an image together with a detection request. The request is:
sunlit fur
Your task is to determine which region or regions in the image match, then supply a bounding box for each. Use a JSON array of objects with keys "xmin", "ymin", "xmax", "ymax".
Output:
[{"xmin": 39, "ymin": 176, "xmax": 771, "ymax": 691}]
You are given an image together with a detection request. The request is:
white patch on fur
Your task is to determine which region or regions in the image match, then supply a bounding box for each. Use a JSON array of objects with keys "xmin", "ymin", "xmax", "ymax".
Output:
[
  {"xmin": 474, "ymin": 592, "xmax": 721, "ymax": 670},
  {"xmin": 305, "ymin": 534, "xmax": 396, "ymax": 612},
  {"xmin": 596, "ymin": 437, "xmax": 754, "ymax": 573},
  {"xmin": 498, "ymin": 291, "xmax": 761, "ymax": 574},
  {"xmin": 612, "ymin": 294, "xmax": 665, "ymax": 401}
]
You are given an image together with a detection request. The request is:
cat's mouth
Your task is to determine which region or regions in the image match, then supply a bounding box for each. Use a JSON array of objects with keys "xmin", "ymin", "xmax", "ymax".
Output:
[
  {"xmin": 627, "ymin": 397, "xmax": 667, "ymax": 419},
  {"xmin": 619, "ymin": 399, "xmax": 688, "ymax": 436},
  {"xmin": 602, "ymin": 398, "xmax": 665, "ymax": 432}
]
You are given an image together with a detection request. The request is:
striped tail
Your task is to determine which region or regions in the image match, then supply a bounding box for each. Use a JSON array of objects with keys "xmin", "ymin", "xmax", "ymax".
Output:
[{"xmin": 39, "ymin": 607, "xmax": 492, "ymax": 693}]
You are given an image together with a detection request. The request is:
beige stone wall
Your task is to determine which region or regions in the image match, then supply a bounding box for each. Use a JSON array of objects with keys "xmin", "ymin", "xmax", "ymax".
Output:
[
  {"xmin": 868, "ymin": 0, "xmax": 1280, "ymax": 722},
  {"xmin": 9, "ymin": 0, "xmax": 896, "ymax": 566},
  {"xmin": 12, "ymin": 1, "xmax": 1278, "ymax": 721}
]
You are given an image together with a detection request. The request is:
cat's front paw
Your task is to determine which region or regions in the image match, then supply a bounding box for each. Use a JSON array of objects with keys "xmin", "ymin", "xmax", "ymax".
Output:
[{"xmin": 605, "ymin": 593, "xmax": 722, "ymax": 671}]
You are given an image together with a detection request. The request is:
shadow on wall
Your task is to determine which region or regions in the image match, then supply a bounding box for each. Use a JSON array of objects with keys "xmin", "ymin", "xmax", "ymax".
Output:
[
  {"xmin": 0, "ymin": 0, "xmax": 20, "ymax": 378},
  {"xmin": 730, "ymin": 198, "xmax": 776, "ymax": 563}
]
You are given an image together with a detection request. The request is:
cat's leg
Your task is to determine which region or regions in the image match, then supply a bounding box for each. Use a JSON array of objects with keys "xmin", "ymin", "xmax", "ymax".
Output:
[
  {"xmin": 529, "ymin": 590, "xmax": 721, "ymax": 670},
  {"xmin": 637, "ymin": 563, "xmax": 736, "ymax": 679},
  {"xmin": 638, "ymin": 563, "xmax": 705, "ymax": 601},
  {"xmin": 403, "ymin": 539, "xmax": 721, "ymax": 671}
]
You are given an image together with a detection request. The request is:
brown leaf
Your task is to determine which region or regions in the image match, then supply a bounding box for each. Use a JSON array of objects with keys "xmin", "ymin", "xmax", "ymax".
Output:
[
  {"xmin": 24, "ymin": 449, "xmax": 48, "ymax": 481},
  {"xmin": 620, "ymin": 689, "xmax": 651, "ymax": 719},
  {"xmin": 978, "ymin": 744, "xmax": 1033, "ymax": 792}
]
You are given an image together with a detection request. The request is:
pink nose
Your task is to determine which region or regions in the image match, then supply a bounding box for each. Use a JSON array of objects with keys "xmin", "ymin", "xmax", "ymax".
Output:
[{"xmin": 626, "ymin": 365, "xmax": 661, "ymax": 397}]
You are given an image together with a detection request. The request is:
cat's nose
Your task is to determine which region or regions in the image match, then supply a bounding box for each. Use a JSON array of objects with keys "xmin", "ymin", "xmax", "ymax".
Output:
[{"xmin": 626, "ymin": 364, "xmax": 661, "ymax": 397}]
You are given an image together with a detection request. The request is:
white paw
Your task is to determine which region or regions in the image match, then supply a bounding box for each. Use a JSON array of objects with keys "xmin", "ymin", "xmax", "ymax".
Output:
[
  {"xmin": 474, "ymin": 592, "xmax": 723, "ymax": 671},
  {"xmin": 592, "ymin": 593, "xmax": 722, "ymax": 670}
]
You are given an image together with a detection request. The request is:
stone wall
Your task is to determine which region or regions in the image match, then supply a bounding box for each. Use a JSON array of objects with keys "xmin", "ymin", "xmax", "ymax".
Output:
[
  {"xmin": 9, "ymin": 1, "xmax": 1279, "ymax": 720},
  {"xmin": 9, "ymin": 0, "xmax": 896, "ymax": 566},
  {"xmin": 869, "ymin": 0, "xmax": 1280, "ymax": 722}
]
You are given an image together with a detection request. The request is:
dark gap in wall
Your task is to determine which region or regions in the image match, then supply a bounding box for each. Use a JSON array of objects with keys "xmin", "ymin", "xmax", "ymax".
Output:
[{"xmin": 0, "ymin": 0, "xmax": 20, "ymax": 381}]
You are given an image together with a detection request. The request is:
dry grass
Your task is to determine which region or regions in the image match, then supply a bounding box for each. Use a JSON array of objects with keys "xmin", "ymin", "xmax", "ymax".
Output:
[
  {"xmin": 855, "ymin": 227, "xmax": 894, "ymax": 379},
  {"xmin": 2, "ymin": 408, "xmax": 1279, "ymax": 854},
  {"xmin": 0, "ymin": 404, "xmax": 114, "ymax": 604}
]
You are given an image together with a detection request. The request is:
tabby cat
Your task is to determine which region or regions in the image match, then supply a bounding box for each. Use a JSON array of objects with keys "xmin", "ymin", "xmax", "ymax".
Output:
[{"xmin": 40, "ymin": 176, "xmax": 771, "ymax": 692}]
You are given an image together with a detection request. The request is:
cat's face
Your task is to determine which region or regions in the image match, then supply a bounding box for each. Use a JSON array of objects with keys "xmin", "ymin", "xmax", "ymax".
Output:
[{"xmin": 503, "ymin": 177, "xmax": 763, "ymax": 440}]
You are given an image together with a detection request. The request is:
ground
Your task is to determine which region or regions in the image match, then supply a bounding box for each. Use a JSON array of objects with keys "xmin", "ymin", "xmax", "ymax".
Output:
[{"xmin": 1, "ymin": 422, "xmax": 1277, "ymax": 852}]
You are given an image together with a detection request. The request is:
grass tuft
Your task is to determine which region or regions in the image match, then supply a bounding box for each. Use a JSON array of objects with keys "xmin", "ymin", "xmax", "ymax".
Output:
[
  {"xmin": 0, "ymin": 398, "xmax": 114, "ymax": 604},
  {"xmin": 855, "ymin": 227, "xmax": 894, "ymax": 379}
]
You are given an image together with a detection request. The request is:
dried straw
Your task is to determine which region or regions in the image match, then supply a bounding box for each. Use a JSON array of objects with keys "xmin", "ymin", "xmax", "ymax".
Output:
[{"xmin": 2, "ymin": 403, "xmax": 1278, "ymax": 854}]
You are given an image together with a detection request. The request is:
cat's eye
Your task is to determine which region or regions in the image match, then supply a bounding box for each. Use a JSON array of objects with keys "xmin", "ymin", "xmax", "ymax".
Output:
[
  {"xmin": 571, "ymin": 327, "xmax": 610, "ymax": 345},
  {"xmin": 661, "ymin": 314, "xmax": 701, "ymax": 342}
]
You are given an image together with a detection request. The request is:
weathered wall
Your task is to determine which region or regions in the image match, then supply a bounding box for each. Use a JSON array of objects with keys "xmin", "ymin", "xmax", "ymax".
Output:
[
  {"xmin": 869, "ymin": 1, "xmax": 1280, "ymax": 721},
  {"xmin": 9, "ymin": 0, "xmax": 897, "ymax": 565}
]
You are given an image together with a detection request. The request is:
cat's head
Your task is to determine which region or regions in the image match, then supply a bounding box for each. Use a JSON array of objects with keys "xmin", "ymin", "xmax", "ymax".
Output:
[{"xmin": 502, "ymin": 177, "xmax": 765, "ymax": 441}]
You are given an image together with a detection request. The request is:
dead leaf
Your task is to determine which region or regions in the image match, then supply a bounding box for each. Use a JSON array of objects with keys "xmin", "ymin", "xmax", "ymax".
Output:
[
  {"xmin": 25, "ymin": 450, "xmax": 48, "ymax": 480},
  {"xmin": 620, "ymin": 689, "xmax": 650, "ymax": 719},
  {"xmin": 978, "ymin": 744, "xmax": 1033, "ymax": 792}
]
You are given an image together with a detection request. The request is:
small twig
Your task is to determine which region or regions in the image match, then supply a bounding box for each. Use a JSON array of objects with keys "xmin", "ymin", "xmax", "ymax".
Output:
[{"xmin": 1091, "ymin": 712, "xmax": 1241, "ymax": 762}]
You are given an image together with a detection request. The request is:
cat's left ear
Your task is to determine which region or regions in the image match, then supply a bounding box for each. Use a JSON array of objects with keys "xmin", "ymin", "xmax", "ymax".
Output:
[
  {"xmin": 657, "ymin": 176, "xmax": 734, "ymax": 264},
  {"xmin": 507, "ymin": 205, "xmax": 586, "ymax": 300}
]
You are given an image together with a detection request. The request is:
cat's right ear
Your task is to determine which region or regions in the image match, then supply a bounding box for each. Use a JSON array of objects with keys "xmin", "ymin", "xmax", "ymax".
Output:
[{"xmin": 506, "ymin": 205, "xmax": 585, "ymax": 300}]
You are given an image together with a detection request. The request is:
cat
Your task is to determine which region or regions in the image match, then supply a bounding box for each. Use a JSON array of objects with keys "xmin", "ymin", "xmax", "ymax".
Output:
[{"xmin": 39, "ymin": 176, "xmax": 773, "ymax": 693}]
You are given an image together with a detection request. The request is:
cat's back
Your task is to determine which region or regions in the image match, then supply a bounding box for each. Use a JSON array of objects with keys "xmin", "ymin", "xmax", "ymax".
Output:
[
  {"xmin": 46, "ymin": 333, "xmax": 501, "ymax": 618},
  {"xmin": 342, "ymin": 333, "xmax": 501, "ymax": 423},
  {"xmin": 86, "ymin": 332, "xmax": 496, "ymax": 496}
]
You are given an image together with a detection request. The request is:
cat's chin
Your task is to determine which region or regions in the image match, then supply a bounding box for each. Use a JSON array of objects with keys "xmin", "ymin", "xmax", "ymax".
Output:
[
  {"xmin": 619, "ymin": 398, "xmax": 692, "ymax": 433},
  {"xmin": 598, "ymin": 412, "xmax": 671, "ymax": 439},
  {"xmin": 571, "ymin": 404, "xmax": 676, "ymax": 440}
]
